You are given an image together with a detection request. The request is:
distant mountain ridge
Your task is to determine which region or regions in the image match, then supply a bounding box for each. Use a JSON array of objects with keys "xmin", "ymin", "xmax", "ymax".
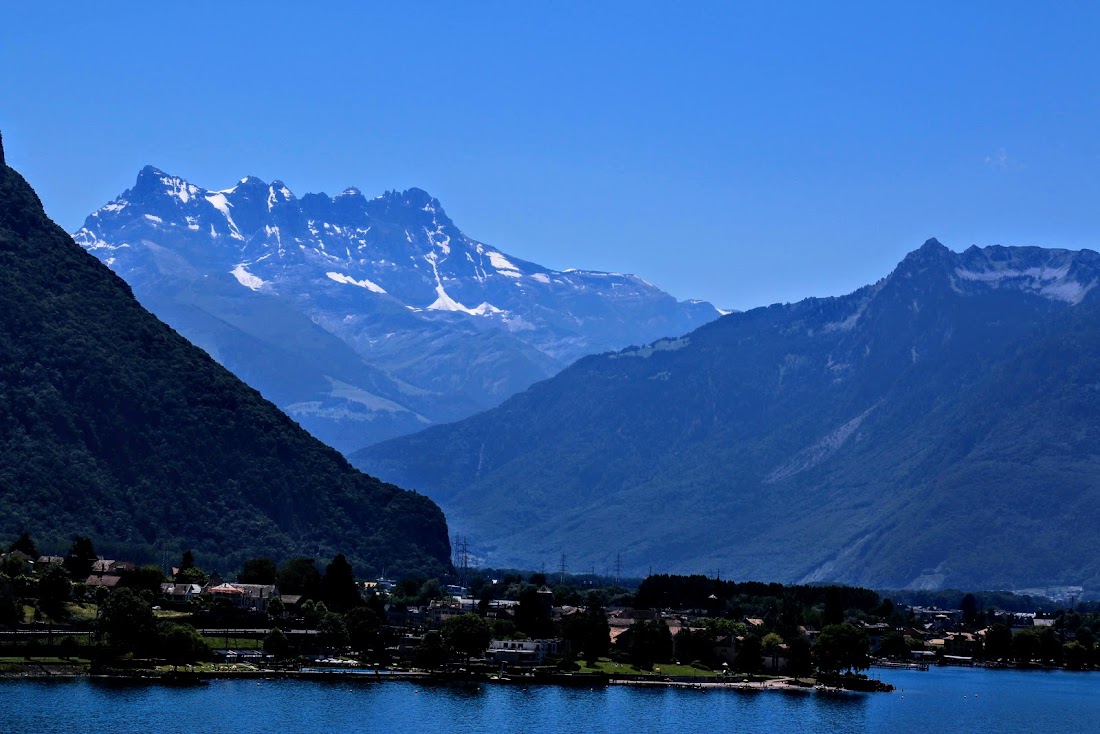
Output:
[
  {"xmin": 354, "ymin": 238, "xmax": 1100, "ymax": 591},
  {"xmin": 73, "ymin": 167, "xmax": 719, "ymax": 452},
  {"xmin": 0, "ymin": 134, "xmax": 450, "ymax": 576}
]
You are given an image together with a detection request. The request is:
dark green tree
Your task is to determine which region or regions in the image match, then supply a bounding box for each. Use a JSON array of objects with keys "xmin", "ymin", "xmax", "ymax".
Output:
[
  {"xmin": 264, "ymin": 627, "xmax": 293, "ymax": 661},
  {"xmin": 577, "ymin": 604, "xmax": 612, "ymax": 661},
  {"xmin": 64, "ymin": 536, "xmax": 96, "ymax": 580},
  {"xmin": 1013, "ymin": 629, "xmax": 1041, "ymax": 664},
  {"xmin": 813, "ymin": 623, "xmax": 870, "ymax": 675},
  {"xmin": 442, "ymin": 613, "xmax": 492, "ymax": 664},
  {"xmin": 0, "ymin": 591, "xmax": 21, "ymax": 627},
  {"xmin": 960, "ymin": 593, "xmax": 980, "ymax": 626},
  {"xmin": 345, "ymin": 607, "xmax": 383, "ymax": 657},
  {"xmin": 672, "ymin": 626, "xmax": 715, "ymax": 666},
  {"xmin": 157, "ymin": 622, "xmax": 209, "ymax": 669},
  {"xmin": 124, "ymin": 565, "xmax": 166, "ymax": 595},
  {"xmin": 318, "ymin": 613, "xmax": 349, "ymax": 653},
  {"xmin": 321, "ymin": 554, "xmax": 362, "ymax": 612},
  {"xmin": 239, "ymin": 557, "xmax": 277, "ymax": 585},
  {"xmin": 415, "ymin": 630, "xmax": 446, "ymax": 671},
  {"xmin": 515, "ymin": 586, "xmax": 554, "ymax": 638},
  {"xmin": 625, "ymin": 619, "xmax": 673, "ymax": 669},
  {"xmin": 99, "ymin": 587, "xmax": 156, "ymax": 654},
  {"xmin": 983, "ymin": 623, "xmax": 1013, "ymax": 660},
  {"xmin": 1063, "ymin": 641, "xmax": 1089, "ymax": 669},
  {"xmin": 785, "ymin": 636, "xmax": 813, "ymax": 676},
  {"xmin": 877, "ymin": 632, "xmax": 910, "ymax": 660},
  {"xmin": 9, "ymin": 531, "xmax": 37, "ymax": 558},
  {"xmin": 277, "ymin": 558, "xmax": 322, "ymax": 598},
  {"xmin": 37, "ymin": 563, "xmax": 72, "ymax": 620},
  {"xmin": 735, "ymin": 634, "xmax": 763, "ymax": 673}
]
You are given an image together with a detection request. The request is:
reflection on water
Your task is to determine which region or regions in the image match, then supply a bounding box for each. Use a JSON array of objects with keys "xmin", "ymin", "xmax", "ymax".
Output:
[{"xmin": 2, "ymin": 667, "xmax": 1099, "ymax": 734}]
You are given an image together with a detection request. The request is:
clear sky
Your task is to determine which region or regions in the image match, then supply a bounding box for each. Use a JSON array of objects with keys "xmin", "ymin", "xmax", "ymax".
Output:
[{"xmin": 3, "ymin": 2, "xmax": 1099, "ymax": 310}]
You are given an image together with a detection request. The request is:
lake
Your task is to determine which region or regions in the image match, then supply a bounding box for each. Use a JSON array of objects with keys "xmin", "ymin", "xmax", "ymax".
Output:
[{"xmin": 3, "ymin": 667, "xmax": 1098, "ymax": 733}]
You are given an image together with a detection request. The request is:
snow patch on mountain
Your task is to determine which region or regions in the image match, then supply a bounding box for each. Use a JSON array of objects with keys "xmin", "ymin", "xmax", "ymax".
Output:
[
  {"xmin": 954, "ymin": 265, "xmax": 1093, "ymax": 304},
  {"xmin": 230, "ymin": 264, "xmax": 266, "ymax": 291},
  {"xmin": 486, "ymin": 249, "xmax": 522, "ymax": 277},
  {"xmin": 326, "ymin": 271, "xmax": 386, "ymax": 294}
]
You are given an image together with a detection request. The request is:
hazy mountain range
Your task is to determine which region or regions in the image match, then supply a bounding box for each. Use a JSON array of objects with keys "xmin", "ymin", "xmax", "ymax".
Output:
[
  {"xmin": 355, "ymin": 239, "xmax": 1100, "ymax": 591},
  {"xmin": 72, "ymin": 167, "xmax": 719, "ymax": 452}
]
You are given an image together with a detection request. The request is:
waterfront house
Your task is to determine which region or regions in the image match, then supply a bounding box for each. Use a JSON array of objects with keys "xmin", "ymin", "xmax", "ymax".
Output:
[{"xmin": 488, "ymin": 638, "xmax": 560, "ymax": 665}]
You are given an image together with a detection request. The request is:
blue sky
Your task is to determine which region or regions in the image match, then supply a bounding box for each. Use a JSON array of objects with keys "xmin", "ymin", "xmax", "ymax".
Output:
[{"xmin": 3, "ymin": 2, "xmax": 1099, "ymax": 310}]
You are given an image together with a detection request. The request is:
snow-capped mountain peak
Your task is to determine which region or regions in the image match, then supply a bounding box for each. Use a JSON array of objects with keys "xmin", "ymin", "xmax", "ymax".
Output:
[{"xmin": 72, "ymin": 166, "xmax": 720, "ymax": 452}]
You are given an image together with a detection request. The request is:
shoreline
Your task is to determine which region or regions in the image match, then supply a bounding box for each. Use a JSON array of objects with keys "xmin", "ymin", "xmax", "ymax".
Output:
[{"xmin": 0, "ymin": 666, "xmax": 890, "ymax": 693}]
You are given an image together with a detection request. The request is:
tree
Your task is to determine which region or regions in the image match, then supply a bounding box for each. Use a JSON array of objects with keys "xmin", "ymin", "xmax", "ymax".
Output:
[
  {"xmin": 984, "ymin": 624, "xmax": 1013, "ymax": 661},
  {"xmin": 157, "ymin": 622, "xmax": 209, "ymax": 669},
  {"xmin": 1063, "ymin": 641, "xmax": 1089, "ymax": 670},
  {"xmin": 415, "ymin": 631, "xmax": 446, "ymax": 671},
  {"xmin": 239, "ymin": 557, "xmax": 277, "ymax": 585},
  {"xmin": 124, "ymin": 565, "xmax": 166, "ymax": 595},
  {"xmin": 37, "ymin": 563, "xmax": 72, "ymax": 620},
  {"xmin": 64, "ymin": 536, "xmax": 96, "ymax": 580},
  {"xmin": 345, "ymin": 607, "xmax": 383, "ymax": 657},
  {"xmin": 321, "ymin": 554, "xmax": 362, "ymax": 612},
  {"xmin": 672, "ymin": 626, "xmax": 715, "ymax": 667},
  {"xmin": 734, "ymin": 635, "xmax": 763, "ymax": 673},
  {"xmin": 0, "ymin": 591, "xmax": 21, "ymax": 628},
  {"xmin": 264, "ymin": 628, "xmax": 293, "ymax": 661},
  {"xmin": 577, "ymin": 605, "xmax": 611, "ymax": 661},
  {"xmin": 515, "ymin": 585, "xmax": 554, "ymax": 639},
  {"xmin": 9, "ymin": 531, "xmax": 37, "ymax": 558},
  {"xmin": 785, "ymin": 636, "xmax": 813, "ymax": 676},
  {"xmin": 174, "ymin": 551, "xmax": 207, "ymax": 585},
  {"xmin": 878, "ymin": 632, "xmax": 910, "ymax": 660},
  {"xmin": 300, "ymin": 599, "xmax": 328, "ymax": 627},
  {"xmin": 960, "ymin": 593, "xmax": 980, "ymax": 626},
  {"xmin": 1013, "ymin": 629, "xmax": 1041, "ymax": 664},
  {"xmin": 99, "ymin": 588, "xmax": 156, "ymax": 654},
  {"xmin": 813, "ymin": 623, "xmax": 870, "ymax": 675},
  {"xmin": 762, "ymin": 632, "xmax": 785, "ymax": 671},
  {"xmin": 277, "ymin": 558, "xmax": 322, "ymax": 598},
  {"xmin": 442, "ymin": 613, "xmax": 492, "ymax": 665},
  {"xmin": 318, "ymin": 613, "xmax": 349, "ymax": 653},
  {"xmin": 625, "ymin": 619, "xmax": 673, "ymax": 669}
]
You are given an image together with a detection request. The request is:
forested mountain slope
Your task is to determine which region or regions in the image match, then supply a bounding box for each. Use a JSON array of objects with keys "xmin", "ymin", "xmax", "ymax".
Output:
[
  {"xmin": 356, "ymin": 239, "xmax": 1100, "ymax": 590},
  {"xmin": 0, "ymin": 133, "xmax": 450, "ymax": 576}
]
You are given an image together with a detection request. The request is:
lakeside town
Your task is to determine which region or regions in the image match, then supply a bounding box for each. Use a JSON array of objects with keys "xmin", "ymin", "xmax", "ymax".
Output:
[{"xmin": 2, "ymin": 535, "xmax": 1097, "ymax": 691}]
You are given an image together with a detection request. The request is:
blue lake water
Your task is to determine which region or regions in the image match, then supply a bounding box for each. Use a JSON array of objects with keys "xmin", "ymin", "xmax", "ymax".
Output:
[{"xmin": 2, "ymin": 667, "xmax": 1098, "ymax": 733}]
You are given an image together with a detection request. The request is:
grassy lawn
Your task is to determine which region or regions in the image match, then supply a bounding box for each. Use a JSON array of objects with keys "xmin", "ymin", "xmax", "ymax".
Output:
[
  {"xmin": 154, "ymin": 609, "xmax": 192, "ymax": 620},
  {"xmin": 0, "ymin": 656, "xmax": 91, "ymax": 665},
  {"xmin": 66, "ymin": 602, "xmax": 99, "ymax": 622},
  {"xmin": 577, "ymin": 658, "xmax": 717, "ymax": 677},
  {"xmin": 203, "ymin": 636, "xmax": 264, "ymax": 650}
]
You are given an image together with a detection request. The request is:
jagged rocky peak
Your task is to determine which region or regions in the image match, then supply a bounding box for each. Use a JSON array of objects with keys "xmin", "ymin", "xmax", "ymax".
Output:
[{"xmin": 0, "ymin": 129, "xmax": 6, "ymax": 167}]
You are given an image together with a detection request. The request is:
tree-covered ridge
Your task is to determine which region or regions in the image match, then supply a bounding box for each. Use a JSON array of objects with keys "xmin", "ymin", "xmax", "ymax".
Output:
[{"xmin": 0, "ymin": 138, "xmax": 451, "ymax": 577}]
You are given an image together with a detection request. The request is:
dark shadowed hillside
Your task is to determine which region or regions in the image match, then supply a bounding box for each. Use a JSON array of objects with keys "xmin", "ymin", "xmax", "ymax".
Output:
[{"xmin": 0, "ymin": 134, "xmax": 450, "ymax": 576}]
